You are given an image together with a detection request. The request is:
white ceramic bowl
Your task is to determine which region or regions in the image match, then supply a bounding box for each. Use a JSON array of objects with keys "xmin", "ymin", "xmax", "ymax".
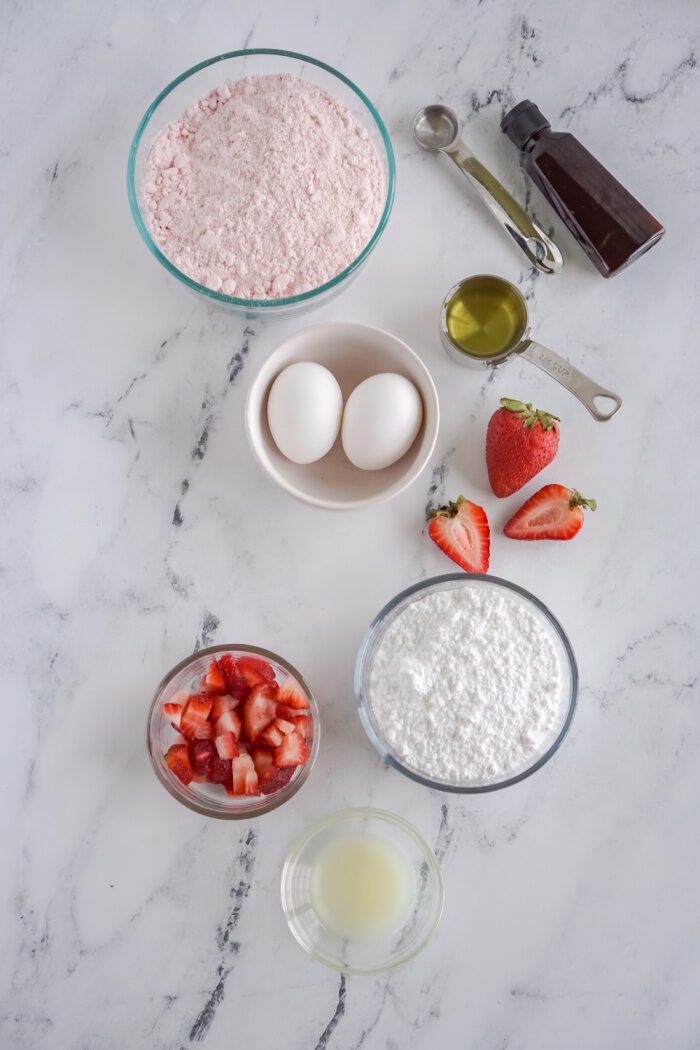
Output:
[{"xmin": 245, "ymin": 323, "xmax": 440, "ymax": 510}]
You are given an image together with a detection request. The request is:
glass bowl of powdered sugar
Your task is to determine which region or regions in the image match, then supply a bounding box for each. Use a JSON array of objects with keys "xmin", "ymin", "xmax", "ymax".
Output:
[
  {"xmin": 127, "ymin": 49, "xmax": 395, "ymax": 317},
  {"xmin": 355, "ymin": 574, "xmax": 578, "ymax": 792}
]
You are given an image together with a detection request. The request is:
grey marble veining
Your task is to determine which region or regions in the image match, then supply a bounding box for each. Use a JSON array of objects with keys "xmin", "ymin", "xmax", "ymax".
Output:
[{"xmin": 1, "ymin": 0, "xmax": 699, "ymax": 1047}]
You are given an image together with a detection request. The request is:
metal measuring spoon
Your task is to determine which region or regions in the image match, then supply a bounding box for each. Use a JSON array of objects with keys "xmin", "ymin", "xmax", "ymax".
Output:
[{"xmin": 413, "ymin": 105, "xmax": 563, "ymax": 275}]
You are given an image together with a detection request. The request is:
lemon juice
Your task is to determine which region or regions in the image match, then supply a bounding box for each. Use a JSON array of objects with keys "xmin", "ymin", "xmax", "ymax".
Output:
[{"xmin": 310, "ymin": 833, "xmax": 414, "ymax": 940}]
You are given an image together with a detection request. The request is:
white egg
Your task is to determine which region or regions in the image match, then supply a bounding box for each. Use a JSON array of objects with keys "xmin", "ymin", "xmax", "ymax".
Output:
[
  {"xmin": 341, "ymin": 373, "xmax": 423, "ymax": 471},
  {"xmin": 267, "ymin": 361, "xmax": 343, "ymax": 464}
]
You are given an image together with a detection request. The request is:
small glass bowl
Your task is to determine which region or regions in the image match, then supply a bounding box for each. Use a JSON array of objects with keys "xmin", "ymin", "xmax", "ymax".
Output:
[
  {"xmin": 355, "ymin": 574, "xmax": 578, "ymax": 793},
  {"xmin": 127, "ymin": 49, "xmax": 395, "ymax": 318},
  {"xmin": 281, "ymin": 808, "xmax": 444, "ymax": 974},
  {"xmin": 147, "ymin": 644, "xmax": 319, "ymax": 818}
]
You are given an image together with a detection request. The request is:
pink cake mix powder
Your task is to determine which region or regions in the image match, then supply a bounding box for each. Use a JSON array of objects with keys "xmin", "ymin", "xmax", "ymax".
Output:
[{"xmin": 143, "ymin": 73, "xmax": 385, "ymax": 300}]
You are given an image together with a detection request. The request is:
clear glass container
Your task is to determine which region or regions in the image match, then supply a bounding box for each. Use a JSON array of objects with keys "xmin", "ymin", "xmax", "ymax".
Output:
[
  {"xmin": 147, "ymin": 644, "xmax": 319, "ymax": 818},
  {"xmin": 355, "ymin": 574, "xmax": 578, "ymax": 793},
  {"xmin": 281, "ymin": 808, "xmax": 444, "ymax": 974},
  {"xmin": 127, "ymin": 49, "xmax": 396, "ymax": 318}
]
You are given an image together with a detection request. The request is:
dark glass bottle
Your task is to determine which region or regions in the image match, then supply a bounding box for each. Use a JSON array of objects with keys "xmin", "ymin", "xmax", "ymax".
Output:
[{"xmin": 501, "ymin": 100, "xmax": 664, "ymax": 278}]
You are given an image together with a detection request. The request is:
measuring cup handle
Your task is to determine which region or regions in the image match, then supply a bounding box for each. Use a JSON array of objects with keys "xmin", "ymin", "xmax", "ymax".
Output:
[
  {"xmin": 521, "ymin": 342, "xmax": 622, "ymax": 422},
  {"xmin": 447, "ymin": 146, "xmax": 563, "ymax": 275}
]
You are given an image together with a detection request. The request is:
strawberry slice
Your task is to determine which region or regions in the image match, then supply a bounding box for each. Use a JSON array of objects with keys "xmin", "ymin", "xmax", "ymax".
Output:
[
  {"xmin": 237, "ymin": 656, "xmax": 277, "ymax": 689},
  {"xmin": 274, "ymin": 729, "xmax": 309, "ymax": 768},
  {"xmin": 210, "ymin": 694, "xmax": 239, "ymax": 721},
  {"xmin": 276, "ymin": 673, "xmax": 308, "ymax": 710},
  {"xmin": 180, "ymin": 696, "xmax": 212, "ymax": 739},
  {"xmin": 189, "ymin": 739, "xmax": 216, "ymax": 778},
  {"xmin": 274, "ymin": 718, "xmax": 295, "ymax": 736},
  {"xmin": 241, "ymin": 684, "xmax": 278, "ymax": 743},
  {"xmin": 208, "ymin": 755, "xmax": 233, "ymax": 788},
  {"xmin": 251, "ymin": 746, "xmax": 274, "ymax": 781},
  {"xmin": 292, "ymin": 714, "xmax": 310, "ymax": 740},
  {"xmin": 201, "ymin": 659, "xmax": 226, "ymax": 695},
  {"xmin": 276, "ymin": 703, "xmax": 309, "ymax": 719},
  {"xmin": 215, "ymin": 731, "xmax": 239, "ymax": 759},
  {"xmin": 427, "ymin": 496, "xmax": 490, "ymax": 573},
  {"xmin": 260, "ymin": 765, "xmax": 295, "ymax": 795},
  {"xmin": 259, "ymin": 722, "xmax": 284, "ymax": 748},
  {"xmin": 192, "ymin": 720, "xmax": 214, "ymax": 740},
  {"xmin": 164, "ymin": 743, "xmax": 194, "ymax": 785},
  {"xmin": 232, "ymin": 754, "xmax": 259, "ymax": 796},
  {"xmin": 504, "ymin": 485, "xmax": 597, "ymax": 541},
  {"xmin": 217, "ymin": 654, "xmax": 248, "ymax": 701},
  {"xmin": 163, "ymin": 702, "xmax": 182, "ymax": 728},
  {"xmin": 216, "ymin": 709, "xmax": 242, "ymax": 738}
]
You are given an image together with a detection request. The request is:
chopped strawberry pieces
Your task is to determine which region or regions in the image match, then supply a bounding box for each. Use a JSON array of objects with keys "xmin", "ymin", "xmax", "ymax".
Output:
[
  {"xmin": 217, "ymin": 654, "xmax": 248, "ymax": 701},
  {"xmin": 201, "ymin": 659, "xmax": 226, "ymax": 695},
  {"xmin": 276, "ymin": 673, "xmax": 309, "ymax": 710},
  {"xmin": 180, "ymin": 696, "xmax": 212, "ymax": 739},
  {"xmin": 163, "ymin": 702, "xmax": 182, "ymax": 727},
  {"xmin": 210, "ymin": 694, "xmax": 239, "ymax": 720},
  {"xmin": 241, "ymin": 685, "xmax": 278, "ymax": 742},
  {"xmin": 237, "ymin": 655, "xmax": 277, "ymax": 688},
  {"xmin": 259, "ymin": 722, "xmax": 284, "ymax": 748},
  {"xmin": 274, "ymin": 729, "xmax": 309, "ymax": 768},
  {"xmin": 164, "ymin": 744, "xmax": 194, "ymax": 785},
  {"xmin": 190, "ymin": 740, "xmax": 216, "ymax": 778},
  {"xmin": 215, "ymin": 731, "xmax": 239, "ymax": 759},
  {"xmin": 216, "ymin": 709, "xmax": 242, "ymax": 738},
  {"xmin": 161, "ymin": 651, "xmax": 313, "ymax": 801}
]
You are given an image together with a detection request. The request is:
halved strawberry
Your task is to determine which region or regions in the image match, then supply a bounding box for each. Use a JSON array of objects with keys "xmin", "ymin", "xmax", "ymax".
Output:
[
  {"xmin": 274, "ymin": 718, "xmax": 295, "ymax": 736},
  {"xmin": 215, "ymin": 731, "xmax": 239, "ymax": 759},
  {"xmin": 180, "ymin": 696, "xmax": 213, "ymax": 739},
  {"xmin": 241, "ymin": 684, "xmax": 278, "ymax": 743},
  {"xmin": 216, "ymin": 709, "xmax": 242, "ymax": 738},
  {"xmin": 210, "ymin": 694, "xmax": 239, "ymax": 720},
  {"xmin": 274, "ymin": 729, "xmax": 309, "ymax": 768},
  {"xmin": 250, "ymin": 746, "xmax": 274, "ymax": 781},
  {"xmin": 427, "ymin": 496, "xmax": 490, "ymax": 573},
  {"xmin": 163, "ymin": 702, "xmax": 182, "ymax": 728},
  {"xmin": 201, "ymin": 659, "xmax": 226, "ymax": 695},
  {"xmin": 504, "ymin": 485, "xmax": 597, "ymax": 541},
  {"xmin": 232, "ymin": 754, "xmax": 259, "ymax": 796},
  {"xmin": 292, "ymin": 714, "xmax": 310, "ymax": 739},
  {"xmin": 259, "ymin": 722, "xmax": 284, "ymax": 748},
  {"xmin": 276, "ymin": 673, "xmax": 308, "ymax": 710},
  {"xmin": 189, "ymin": 739, "xmax": 216, "ymax": 778},
  {"xmin": 260, "ymin": 765, "xmax": 295, "ymax": 795},
  {"xmin": 238, "ymin": 655, "xmax": 277, "ymax": 689},
  {"xmin": 217, "ymin": 654, "xmax": 248, "ymax": 701},
  {"xmin": 164, "ymin": 743, "xmax": 194, "ymax": 785}
]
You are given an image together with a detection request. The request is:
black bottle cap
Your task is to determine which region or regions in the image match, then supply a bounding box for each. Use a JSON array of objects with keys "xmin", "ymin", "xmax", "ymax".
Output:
[{"xmin": 501, "ymin": 100, "xmax": 551, "ymax": 149}]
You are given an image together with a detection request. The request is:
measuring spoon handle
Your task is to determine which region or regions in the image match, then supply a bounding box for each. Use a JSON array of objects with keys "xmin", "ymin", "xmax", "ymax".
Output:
[
  {"xmin": 521, "ymin": 342, "xmax": 622, "ymax": 422},
  {"xmin": 445, "ymin": 142, "xmax": 563, "ymax": 275}
]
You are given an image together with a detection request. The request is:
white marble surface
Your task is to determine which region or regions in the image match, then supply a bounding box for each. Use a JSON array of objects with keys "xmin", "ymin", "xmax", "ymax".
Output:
[{"xmin": 2, "ymin": 1, "xmax": 699, "ymax": 1047}]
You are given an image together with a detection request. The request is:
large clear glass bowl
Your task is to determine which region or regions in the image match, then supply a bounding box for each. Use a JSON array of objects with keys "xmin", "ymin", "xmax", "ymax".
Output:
[
  {"xmin": 147, "ymin": 644, "xmax": 319, "ymax": 818},
  {"xmin": 127, "ymin": 49, "xmax": 395, "ymax": 318},
  {"xmin": 281, "ymin": 808, "xmax": 444, "ymax": 974},
  {"xmin": 355, "ymin": 574, "xmax": 578, "ymax": 793}
]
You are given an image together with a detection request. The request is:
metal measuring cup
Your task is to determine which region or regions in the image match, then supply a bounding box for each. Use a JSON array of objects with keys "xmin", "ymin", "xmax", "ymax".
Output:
[
  {"xmin": 440, "ymin": 275, "xmax": 622, "ymax": 421},
  {"xmin": 413, "ymin": 104, "xmax": 563, "ymax": 275}
]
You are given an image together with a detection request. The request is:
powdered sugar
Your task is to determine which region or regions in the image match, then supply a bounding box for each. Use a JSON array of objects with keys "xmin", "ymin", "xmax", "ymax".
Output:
[
  {"xmin": 368, "ymin": 583, "xmax": 563, "ymax": 784},
  {"xmin": 144, "ymin": 74, "xmax": 384, "ymax": 299}
]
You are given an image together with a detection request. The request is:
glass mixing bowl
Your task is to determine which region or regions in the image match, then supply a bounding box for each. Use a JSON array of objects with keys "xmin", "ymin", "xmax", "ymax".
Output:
[
  {"xmin": 355, "ymin": 574, "xmax": 578, "ymax": 793},
  {"xmin": 281, "ymin": 808, "xmax": 444, "ymax": 974},
  {"xmin": 127, "ymin": 49, "xmax": 395, "ymax": 317},
  {"xmin": 147, "ymin": 644, "xmax": 319, "ymax": 818}
]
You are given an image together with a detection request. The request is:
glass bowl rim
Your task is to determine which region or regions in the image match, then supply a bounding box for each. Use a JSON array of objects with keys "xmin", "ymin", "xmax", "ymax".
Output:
[
  {"xmin": 355, "ymin": 573, "xmax": 579, "ymax": 794},
  {"xmin": 147, "ymin": 642, "xmax": 320, "ymax": 818},
  {"xmin": 126, "ymin": 48, "xmax": 396, "ymax": 309},
  {"xmin": 280, "ymin": 806, "xmax": 444, "ymax": 974}
]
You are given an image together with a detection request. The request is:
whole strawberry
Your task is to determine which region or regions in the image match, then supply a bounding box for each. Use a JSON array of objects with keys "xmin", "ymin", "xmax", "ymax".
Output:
[{"xmin": 486, "ymin": 398, "xmax": 560, "ymax": 497}]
